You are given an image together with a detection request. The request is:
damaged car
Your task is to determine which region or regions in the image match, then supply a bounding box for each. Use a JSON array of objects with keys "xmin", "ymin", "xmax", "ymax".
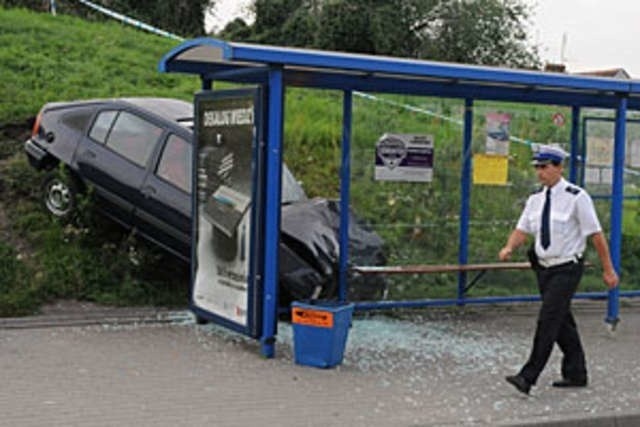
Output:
[{"xmin": 24, "ymin": 97, "xmax": 387, "ymax": 302}]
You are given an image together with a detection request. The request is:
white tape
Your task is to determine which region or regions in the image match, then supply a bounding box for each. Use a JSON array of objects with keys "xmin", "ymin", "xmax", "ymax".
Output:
[
  {"xmin": 354, "ymin": 91, "xmax": 534, "ymax": 147},
  {"xmin": 76, "ymin": 0, "xmax": 184, "ymax": 41}
]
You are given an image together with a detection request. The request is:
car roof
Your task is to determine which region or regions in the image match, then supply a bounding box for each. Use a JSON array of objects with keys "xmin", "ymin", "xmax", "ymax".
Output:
[
  {"xmin": 120, "ymin": 97, "xmax": 193, "ymax": 126},
  {"xmin": 44, "ymin": 97, "xmax": 194, "ymax": 129}
]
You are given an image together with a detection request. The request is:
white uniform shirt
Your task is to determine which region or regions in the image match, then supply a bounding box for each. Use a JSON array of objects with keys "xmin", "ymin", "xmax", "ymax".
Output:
[{"xmin": 516, "ymin": 177, "xmax": 601, "ymax": 260}]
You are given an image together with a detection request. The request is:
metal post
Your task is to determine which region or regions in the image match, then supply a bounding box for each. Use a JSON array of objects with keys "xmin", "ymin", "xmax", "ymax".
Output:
[
  {"xmin": 569, "ymin": 106, "xmax": 580, "ymax": 184},
  {"xmin": 338, "ymin": 91, "xmax": 353, "ymax": 302},
  {"xmin": 607, "ymin": 97, "xmax": 626, "ymax": 325},
  {"xmin": 201, "ymin": 78, "xmax": 212, "ymax": 91},
  {"xmin": 579, "ymin": 117, "xmax": 588, "ymax": 187},
  {"xmin": 260, "ymin": 68, "xmax": 284, "ymax": 358},
  {"xmin": 457, "ymin": 98, "xmax": 473, "ymax": 304}
]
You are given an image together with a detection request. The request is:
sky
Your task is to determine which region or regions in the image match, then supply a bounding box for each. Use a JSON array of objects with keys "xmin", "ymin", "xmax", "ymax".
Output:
[
  {"xmin": 206, "ymin": 0, "xmax": 253, "ymax": 33},
  {"xmin": 528, "ymin": 0, "xmax": 640, "ymax": 77},
  {"xmin": 207, "ymin": 0, "xmax": 640, "ymax": 78}
]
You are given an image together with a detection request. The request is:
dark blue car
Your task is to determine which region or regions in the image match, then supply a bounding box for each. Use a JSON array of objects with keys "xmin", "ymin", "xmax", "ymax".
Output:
[
  {"xmin": 25, "ymin": 98, "xmax": 302, "ymax": 258},
  {"xmin": 24, "ymin": 97, "xmax": 386, "ymax": 302}
]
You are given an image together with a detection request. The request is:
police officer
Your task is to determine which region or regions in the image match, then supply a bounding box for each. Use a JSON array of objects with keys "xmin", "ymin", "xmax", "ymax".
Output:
[{"xmin": 498, "ymin": 144, "xmax": 619, "ymax": 395}]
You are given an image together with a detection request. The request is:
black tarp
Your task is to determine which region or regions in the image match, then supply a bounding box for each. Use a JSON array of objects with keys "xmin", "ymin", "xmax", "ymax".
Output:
[{"xmin": 279, "ymin": 198, "xmax": 387, "ymax": 305}]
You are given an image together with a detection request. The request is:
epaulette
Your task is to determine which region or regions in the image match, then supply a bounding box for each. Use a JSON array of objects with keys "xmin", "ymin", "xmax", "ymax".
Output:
[{"xmin": 565, "ymin": 186, "xmax": 581, "ymax": 195}]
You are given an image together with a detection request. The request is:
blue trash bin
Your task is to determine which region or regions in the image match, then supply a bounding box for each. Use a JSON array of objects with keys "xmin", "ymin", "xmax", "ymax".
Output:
[{"xmin": 291, "ymin": 301, "xmax": 355, "ymax": 368}]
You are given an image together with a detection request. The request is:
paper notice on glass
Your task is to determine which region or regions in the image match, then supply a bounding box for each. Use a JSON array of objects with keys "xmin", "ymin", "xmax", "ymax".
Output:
[
  {"xmin": 600, "ymin": 167, "xmax": 613, "ymax": 185},
  {"xmin": 485, "ymin": 112, "xmax": 511, "ymax": 155},
  {"xmin": 587, "ymin": 136, "xmax": 613, "ymax": 166},
  {"xmin": 627, "ymin": 139, "xmax": 640, "ymax": 168},
  {"xmin": 584, "ymin": 166, "xmax": 601, "ymax": 184},
  {"xmin": 473, "ymin": 154, "xmax": 508, "ymax": 185}
]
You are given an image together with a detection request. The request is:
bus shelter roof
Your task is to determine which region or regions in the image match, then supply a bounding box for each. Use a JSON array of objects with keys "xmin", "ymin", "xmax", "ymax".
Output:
[{"xmin": 159, "ymin": 37, "xmax": 640, "ymax": 109}]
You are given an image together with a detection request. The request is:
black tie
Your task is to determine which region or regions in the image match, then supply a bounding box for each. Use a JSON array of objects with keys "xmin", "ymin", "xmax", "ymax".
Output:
[{"xmin": 541, "ymin": 188, "xmax": 551, "ymax": 250}]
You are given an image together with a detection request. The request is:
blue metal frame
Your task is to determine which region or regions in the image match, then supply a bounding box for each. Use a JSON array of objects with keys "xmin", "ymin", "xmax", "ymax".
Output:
[
  {"xmin": 580, "ymin": 112, "xmax": 640, "ymax": 325},
  {"xmin": 569, "ymin": 106, "xmax": 581, "ymax": 183},
  {"xmin": 158, "ymin": 37, "xmax": 640, "ymax": 357},
  {"xmin": 338, "ymin": 91, "xmax": 353, "ymax": 302},
  {"xmin": 582, "ymin": 115, "xmax": 640, "ymax": 200},
  {"xmin": 260, "ymin": 68, "xmax": 285, "ymax": 357},
  {"xmin": 607, "ymin": 99, "xmax": 627, "ymax": 325},
  {"xmin": 158, "ymin": 39, "xmax": 640, "ymax": 109},
  {"xmin": 457, "ymin": 99, "xmax": 473, "ymax": 304}
]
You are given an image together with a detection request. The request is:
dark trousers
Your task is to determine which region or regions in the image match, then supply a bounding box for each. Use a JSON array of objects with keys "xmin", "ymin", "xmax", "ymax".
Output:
[{"xmin": 519, "ymin": 261, "xmax": 587, "ymax": 385}]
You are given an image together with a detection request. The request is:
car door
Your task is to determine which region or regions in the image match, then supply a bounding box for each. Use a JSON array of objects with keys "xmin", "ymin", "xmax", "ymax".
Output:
[
  {"xmin": 134, "ymin": 132, "xmax": 192, "ymax": 260},
  {"xmin": 76, "ymin": 108, "xmax": 164, "ymax": 227}
]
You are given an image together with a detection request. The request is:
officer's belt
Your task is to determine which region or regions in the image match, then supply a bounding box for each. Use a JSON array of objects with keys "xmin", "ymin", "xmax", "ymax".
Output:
[{"xmin": 538, "ymin": 254, "xmax": 583, "ymax": 268}]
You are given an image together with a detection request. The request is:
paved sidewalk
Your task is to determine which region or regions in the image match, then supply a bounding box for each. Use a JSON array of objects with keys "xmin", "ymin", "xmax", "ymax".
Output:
[{"xmin": 1, "ymin": 299, "xmax": 639, "ymax": 426}]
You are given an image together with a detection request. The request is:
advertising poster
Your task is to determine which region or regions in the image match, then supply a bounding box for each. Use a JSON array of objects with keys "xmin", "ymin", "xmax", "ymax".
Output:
[
  {"xmin": 485, "ymin": 112, "xmax": 511, "ymax": 155},
  {"xmin": 192, "ymin": 89, "xmax": 262, "ymax": 336},
  {"xmin": 374, "ymin": 133, "xmax": 434, "ymax": 182},
  {"xmin": 472, "ymin": 153, "xmax": 508, "ymax": 185}
]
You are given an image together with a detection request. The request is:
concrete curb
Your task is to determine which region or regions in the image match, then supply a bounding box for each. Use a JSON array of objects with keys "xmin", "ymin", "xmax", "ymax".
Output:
[{"xmin": 504, "ymin": 411, "xmax": 640, "ymax": 427}]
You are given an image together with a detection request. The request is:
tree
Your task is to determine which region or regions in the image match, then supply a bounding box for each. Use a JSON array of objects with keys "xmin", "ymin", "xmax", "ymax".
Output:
[
  {"xmin": 96, "ymin": 0, "xmax": 212, "ymax": 37},
  {"xmin": 314, "ymin": 0, "xmax": 439, "ymax": 56},
  {"xmin": 414, "ymin": 0, "xmax": 540, "ymax": 68},
  {"xmin": 250, "ymin": 0, "xmax": 305, "ymax": 44},
  {"xmin": 219, "ymin": 17, "xmax": 252, "ymax": 41},
  {"xmin": 226, "ymin": 0, "xmax": 539, "ymax": 69}
]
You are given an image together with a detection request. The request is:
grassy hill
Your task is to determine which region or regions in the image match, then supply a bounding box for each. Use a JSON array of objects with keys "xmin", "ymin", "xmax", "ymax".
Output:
[
  {"xmin": 0, "ymin": 7, "xmax": 200, "ymax": 315},
  {"xmin": 0, "ymin": 8, "xmax": 198, "ymax": 124},
  {"xmin": 1, "ymin": 7, "xmax": 639, "ymax": 316}
]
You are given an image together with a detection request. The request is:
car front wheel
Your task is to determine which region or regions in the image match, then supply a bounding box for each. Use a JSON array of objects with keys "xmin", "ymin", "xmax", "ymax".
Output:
[{"xmin": 41, "ymin": 171, "xmax": 78, "ymax": 219}]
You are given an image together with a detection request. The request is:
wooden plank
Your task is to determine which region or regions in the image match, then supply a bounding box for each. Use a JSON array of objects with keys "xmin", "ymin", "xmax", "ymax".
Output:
[{"xmin": 351, "ymin": 262, "xmax": 532, "ymax": 275}]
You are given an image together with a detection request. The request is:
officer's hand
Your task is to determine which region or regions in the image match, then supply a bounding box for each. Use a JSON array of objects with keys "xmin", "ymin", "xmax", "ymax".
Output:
[
  {"xmin": 603, "ymin": 269, "xmax": 619, "ymax": 289},
  {"xmin": 499, "ymin": 246, "xmax": 512, "ymax": 261}
]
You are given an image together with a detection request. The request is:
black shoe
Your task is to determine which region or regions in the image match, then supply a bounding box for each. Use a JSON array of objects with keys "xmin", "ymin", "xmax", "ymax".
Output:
[
  {"xmin": 505, "ymin": 375, "xmax": 531, "ymax": 395},
  {"xmin": 552, "ymin": 378, "xmax": 587, "ymax": 388}
]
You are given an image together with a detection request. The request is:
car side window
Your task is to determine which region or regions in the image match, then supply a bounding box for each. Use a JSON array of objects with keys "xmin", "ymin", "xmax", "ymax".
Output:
[
  {"xmin": 156, "ymin": 134, "xmax": 192, "ymax": 193},
  {"xmin": 89, "ymin": 110, "xmax": 117, "ymax": 143},
  {"xmin": 105, "ymin": 111, "xmax": 163, "ymax": 167}
]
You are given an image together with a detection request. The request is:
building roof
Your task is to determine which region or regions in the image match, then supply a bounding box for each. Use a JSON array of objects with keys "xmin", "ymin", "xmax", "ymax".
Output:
[{"xmin": 575, "ymin": 68, "xmax": 631, "ymax": 80}]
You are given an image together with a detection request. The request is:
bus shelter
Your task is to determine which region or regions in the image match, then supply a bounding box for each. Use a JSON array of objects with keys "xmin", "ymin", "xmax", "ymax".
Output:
[{"xmin": 159, "ymin": 38, "xmax": 640, "ymax": 357}]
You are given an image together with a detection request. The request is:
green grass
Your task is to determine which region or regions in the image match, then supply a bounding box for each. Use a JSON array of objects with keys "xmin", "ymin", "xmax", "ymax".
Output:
[{"xmin": 0, "ymin": 8, "xmax": 198, "ymax": 124}]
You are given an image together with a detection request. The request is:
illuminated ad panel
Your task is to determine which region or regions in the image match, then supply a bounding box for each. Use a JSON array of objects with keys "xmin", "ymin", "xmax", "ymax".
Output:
[{"xmin": 192, "ymin": 88, "xmax": 263, "ymax": 337}]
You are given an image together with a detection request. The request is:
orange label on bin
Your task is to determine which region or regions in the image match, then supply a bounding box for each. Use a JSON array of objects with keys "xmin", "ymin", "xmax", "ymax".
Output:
[{"xmin": 292, "ymin": 308, "xmax": 334, "ymax": 328}]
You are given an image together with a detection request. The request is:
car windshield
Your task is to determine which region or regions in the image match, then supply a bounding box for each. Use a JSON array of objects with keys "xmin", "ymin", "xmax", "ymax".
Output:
[{"xmin": 281, "ymin": 164, "xmax": 307, "ymax": 204}]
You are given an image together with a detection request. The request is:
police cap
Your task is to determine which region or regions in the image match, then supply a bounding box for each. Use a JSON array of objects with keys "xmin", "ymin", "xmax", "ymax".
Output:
[{"xmin": 531, "ymin": 144, "xmax": 568, "ymax": 166}]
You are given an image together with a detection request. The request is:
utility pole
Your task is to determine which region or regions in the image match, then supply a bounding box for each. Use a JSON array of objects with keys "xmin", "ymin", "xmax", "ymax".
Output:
[{"xmin": 560, "ymin": 32, "xmax": 568, "ymax": 63}]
